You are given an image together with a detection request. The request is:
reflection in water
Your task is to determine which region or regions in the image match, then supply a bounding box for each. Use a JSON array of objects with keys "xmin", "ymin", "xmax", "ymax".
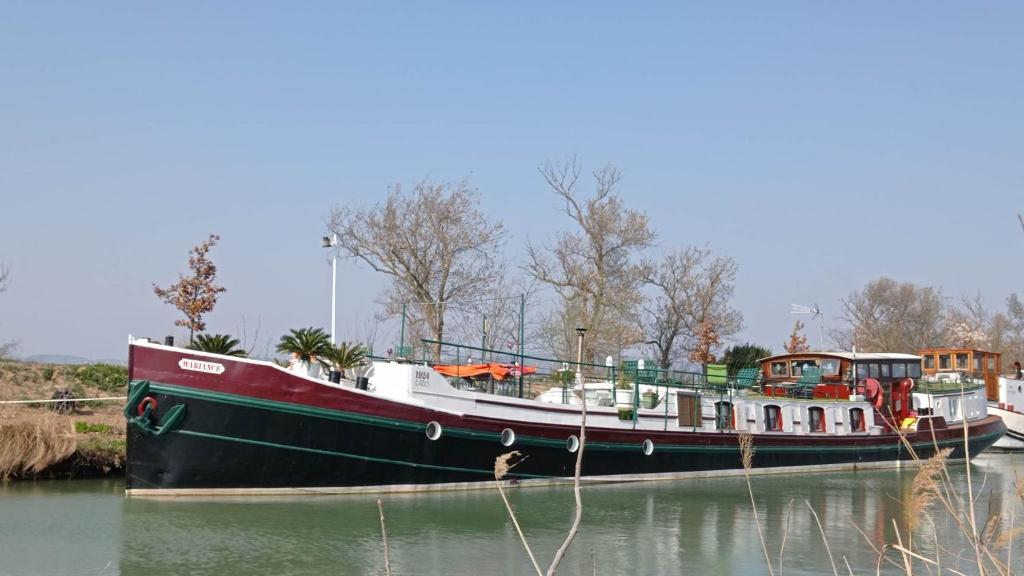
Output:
[{"xmin": 1, "ymin": 455, "xmax": 1022, "ymax": 575}]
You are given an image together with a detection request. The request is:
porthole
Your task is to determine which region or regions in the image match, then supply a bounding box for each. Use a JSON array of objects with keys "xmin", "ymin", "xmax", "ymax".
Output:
[
  {"xmin": 500, "ymin": 428, "xmax": 516, "ymax": 447},
  {"xmin": 425, "ymin": 421, "xmax": 443, "ymax": 441},
  {"xmin": 566, "ymin": 435, "xmax": 580, "ymax": 453},
  {"xmin": 642, "ymin": 439, "xmax": 654, "ymax": 456}
]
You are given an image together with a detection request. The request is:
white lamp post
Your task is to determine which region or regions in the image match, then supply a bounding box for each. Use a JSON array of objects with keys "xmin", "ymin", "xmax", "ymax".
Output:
[{"xmin": 322, "ymin": 234, "xmax": 338, "ymax": 345}]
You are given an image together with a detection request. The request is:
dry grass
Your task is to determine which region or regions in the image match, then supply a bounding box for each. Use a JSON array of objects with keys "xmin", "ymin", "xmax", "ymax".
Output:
[{"xmin": 0, "ymin": 408, "xmax": 76, "ymax": 478}]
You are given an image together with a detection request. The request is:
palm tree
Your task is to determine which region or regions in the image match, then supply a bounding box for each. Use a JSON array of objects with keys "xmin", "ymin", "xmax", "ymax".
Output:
[
  {"xmin": 276, "ymin": 327, "xmax": 333, "ymax": 372},
  {"xmin": 326, "ymin": 341, "xmax": 368, "ymax": 379},
  {"xmin": 189, "ymin": 334, "xmax": 247, "ymax": 357}
]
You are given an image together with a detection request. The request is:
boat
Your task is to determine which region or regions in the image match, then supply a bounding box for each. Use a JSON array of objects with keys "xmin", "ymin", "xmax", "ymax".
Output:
[
  {"xmin": 124, "ymin": 339, "xmax": 1005, "ymax": 496},
  {"xmin": 918, "ymin": 347, "xmax": 1024, "ymax": 450}
]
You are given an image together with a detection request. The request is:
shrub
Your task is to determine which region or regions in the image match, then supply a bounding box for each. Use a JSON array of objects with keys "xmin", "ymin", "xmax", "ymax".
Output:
[
  {"xmin": 42, "ymin": 366, "xmax": 55, "ymax": 381},
  {"xmin": 75, "ymin": 364, "xmax": 128, "ymax": 393},
  {"xmin": 74, "ymin": 421, "xmax": 113, "ymax": 434}
]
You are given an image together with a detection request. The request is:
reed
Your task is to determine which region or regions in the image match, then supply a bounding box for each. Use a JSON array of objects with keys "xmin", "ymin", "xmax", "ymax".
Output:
[{"xmin": 0, "ymin": 408, "xmax": 76, "ymax": 478}]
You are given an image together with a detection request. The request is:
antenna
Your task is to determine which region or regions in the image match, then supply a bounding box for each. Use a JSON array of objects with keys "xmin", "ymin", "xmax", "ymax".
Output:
[
  {"xmin": 790, "ymin": 303, "xmax": 825, "ymax": 351},
  {"xmin": 1018, "ymin": 213, "xmax": 1023, "ymax": 234}
]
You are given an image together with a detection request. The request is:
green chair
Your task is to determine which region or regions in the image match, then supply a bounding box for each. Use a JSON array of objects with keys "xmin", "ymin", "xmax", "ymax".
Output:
[
  {"xmin": 733, "ymin": 367, "xmax": 761, "ymax": 388},
  {"xmin": 791, "ymin": 367, "xmax": 822, "ymax": 399},
  {"xmin": 706, "ymin": 364, "xmax": 728, "ymax": 386}
]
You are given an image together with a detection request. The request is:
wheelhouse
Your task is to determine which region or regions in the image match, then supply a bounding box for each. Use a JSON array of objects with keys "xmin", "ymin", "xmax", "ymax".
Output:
[
  {"xmin": 758, "ymin": 352, "xmax": 923, "ymax": 423},
  {"xmin": 918, "ymin": 348, "xmax": 1001, "ymax": 401}
]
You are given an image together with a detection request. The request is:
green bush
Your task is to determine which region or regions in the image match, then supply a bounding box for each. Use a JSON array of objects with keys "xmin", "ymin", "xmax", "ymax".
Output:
[
  {"xmin": 42, "ymin": 366, "xmax": 55, "ymax": 381},
  {"xmin": 74, "ymin": 421, "xmax": 113, "ymax": 434},
  {"xmin": 75, "ymin": 364, "xmax": 128, "ymax": 393}
]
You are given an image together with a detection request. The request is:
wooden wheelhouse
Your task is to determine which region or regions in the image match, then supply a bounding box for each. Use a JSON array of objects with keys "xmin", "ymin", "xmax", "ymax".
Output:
[
  {"xmin": 758, "ymin": 352, "xmax": 923, "ymax": 422},
  {"xmin": 918, "ymin": 348, "xmax": 1001, "ymax": 401}
]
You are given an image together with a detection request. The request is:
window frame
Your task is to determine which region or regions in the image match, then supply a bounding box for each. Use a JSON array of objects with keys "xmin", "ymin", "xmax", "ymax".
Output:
[
  {"xmin": 763, "ymin": 405, "xmax": 782, "ymax": 432},
  {"xmin": 808, "ymin": 407, "xmax": 826, "ymax": 432}
]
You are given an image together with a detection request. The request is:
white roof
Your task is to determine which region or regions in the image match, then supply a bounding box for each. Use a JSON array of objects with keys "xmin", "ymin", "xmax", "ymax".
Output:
[{"xmin": 761, "ymin": 352, "xmax": 921, "ymax": 362}]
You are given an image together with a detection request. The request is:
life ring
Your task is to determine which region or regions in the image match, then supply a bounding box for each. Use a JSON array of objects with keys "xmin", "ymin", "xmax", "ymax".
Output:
[{"xmin": 137, "ymin": 396, "xmax": 158, "ymax": 417}]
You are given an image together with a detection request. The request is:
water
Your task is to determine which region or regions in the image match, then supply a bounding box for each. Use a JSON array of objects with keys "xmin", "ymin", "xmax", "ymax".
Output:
[{"xmin": 2, "ymin": 454, "xmax": 1022, "ymax": 575}]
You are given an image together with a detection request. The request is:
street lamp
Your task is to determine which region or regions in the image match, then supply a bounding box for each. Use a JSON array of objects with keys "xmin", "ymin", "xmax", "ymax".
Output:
[
  {"xmin": 575, "ymin": 327, "xmax": 587, "ymax": 384},
  {"xmin": 322, "ymin": 234, "xmax": 338, "ymax": 345}
]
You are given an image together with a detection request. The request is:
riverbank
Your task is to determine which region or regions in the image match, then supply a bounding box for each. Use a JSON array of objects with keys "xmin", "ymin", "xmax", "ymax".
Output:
[{"xmin": 0, "ymin": 359, "xmax": 126, "ymax": 480}]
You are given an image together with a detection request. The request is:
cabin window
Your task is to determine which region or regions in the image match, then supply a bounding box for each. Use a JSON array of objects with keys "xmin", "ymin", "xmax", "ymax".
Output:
[
  {"xmin": 791, "ymin": 360, "xmax": 818, "ymax": 377},
  {"xmin": 956, "ymin": 353, "xmax": 968, "ymax": 370},
  {"xmin": 988, "ymin": 357, "xmax": 996, "ymax": 371},
  {"xmin": 892, "ymin": 363, "xmax": 907, "ymax": 378},
  {"xmin": 849, "ymin": 408, "xmax": 865, "ymax": 432},
  {"xmin": 808, "ymin": 407, "xmax": 826, "ymax": 432},
  {"xmin": 856, "ymin": 363, "xmax": 869, "ymax": 380},
  {"xmin": 923, "ymin": 355, "xmax": 935, "ymax": 370},
  {"xmin": 908, "ymin": 363, "xmax": 922, "ymax": 378},
  {"xmin": 820, "ymin": 358, "xmax": 840, "ymax": 376},
  {"xmin": 715, "ymin": 401, "xmax": 733, "ymax": 430},
  {"xmin": 868, "ymin": 364, "xmax": 880, "ymax": 379},
  {"xmin": 880, "ymin": 363, "xmax": 891, "ymax": 378},
  {"xmin": 764, "ymin": 405, "xmax": 782, "ymax": 431},
  {"xmin": 939, "ymin": 354, "xmax": 951, "ymax": 369},
  {"xmin": 770, "ymin": 361, "xmax": 788, "ymax": 377},
  {"xmin": 973, "ymin": 356, "xmax": 982, "ymax": 372}
]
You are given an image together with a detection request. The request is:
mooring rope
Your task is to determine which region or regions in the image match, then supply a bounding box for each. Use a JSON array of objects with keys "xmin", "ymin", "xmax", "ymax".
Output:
[{"xmin": 0, "ymin": 396, "xmax": 127, "ymax": 405}]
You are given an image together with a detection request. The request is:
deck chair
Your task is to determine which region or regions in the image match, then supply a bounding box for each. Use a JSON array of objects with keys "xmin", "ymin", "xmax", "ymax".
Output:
[
  {"xmin": 791, "ymin": 367, "xmax": 822, "ymax": 399},
  {"xmin": 732, "ymin": 367, "xmax": 761, "ymax": 389},
  {"xmin": 706, "ymin": 364, "xmax": 728, "ymax": 386}
]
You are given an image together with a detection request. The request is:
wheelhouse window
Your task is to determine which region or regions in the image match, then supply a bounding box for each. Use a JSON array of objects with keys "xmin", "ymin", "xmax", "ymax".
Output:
[
  {"xmin": 764, "ymin": 405, "xmax": 782, "ymax": 431},
  {"xmin": 868, "ymin": 363, "xmax": 881, "ymax": 379},
  {"xmin": 973, "ymin": 356, "xmax": 982, "ymax": 372},
  {"xmin": 856, "ymin": 363, "xmax": 869, "ymax": 380},
  {"xmin": 790, "ymin": 360, "xmax": 819, "ymax": 377},
  {"xmin": 908, "ymin": 363, "xmax": 922, "ymax": 378},
  {"xmin": 849, "ymin": 408, "xmax": 865, "ymax": 432},
  {"xmin": 770, "ymin": 361, "xmax": 788, "ymax": 377},
  {"xmin": 880, "ymin": 363, "xmax": 891, "ymax": 378},
  {"xmin": 939, "ymin": 354, "xmax": 951, "ymax": 370},
  {"xmin": 988, "ymin": 357, "xmax": 996, "ymax": 371},
  {"xmin": 808, "ymin": 407, "xmax": 826, "ymax": 432},
  {"xmin": 819, "ymin": 358, "xmax": 841, "ymax": 376},
  {"xmin": 715, "ymin": 402, "xmax": 733, "ymax": 430},
  {"xmin": 892, "ymin": 363, "xmax": 907, "ymax": 378},
  {"xmin": 956, "ymin": 353, "xmax": 968, "ymax": 370},
  {"xmin": 923, "ymin": 355, "xmax": 935, "ymax": 370}
]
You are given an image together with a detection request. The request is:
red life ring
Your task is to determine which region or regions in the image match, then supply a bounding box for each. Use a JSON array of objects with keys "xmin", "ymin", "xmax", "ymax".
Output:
[{"xmin": 137, "ymin": 396, "xmax": 158, "ymax": 417}]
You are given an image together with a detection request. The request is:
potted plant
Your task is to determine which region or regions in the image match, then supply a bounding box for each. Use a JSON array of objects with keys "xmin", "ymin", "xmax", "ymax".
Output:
[
  {"xmin": 189, "ymin": 334, "xmax": 247, "ymax": 357},
  {"xmin": 276, "ymin": 327, "xmax": 333, "ymax": 377},
  {"xmin": 325, "ymin": 341, "xmax": 368, "ymax": 382}
]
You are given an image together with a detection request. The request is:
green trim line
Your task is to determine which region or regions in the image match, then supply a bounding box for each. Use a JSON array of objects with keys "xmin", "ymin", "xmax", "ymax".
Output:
[
  {"xmin": 139, "ymin": 380, "xmax": 1001, "ymax": 456},
  {"xmin": 174, "ymin": 429, "xmax": 554, "ymax": 480}
]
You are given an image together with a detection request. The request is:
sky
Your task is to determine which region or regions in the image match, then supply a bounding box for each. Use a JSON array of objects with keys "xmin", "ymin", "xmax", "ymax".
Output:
[{"xmin": 0, "ymin": 2, "xmax": 1022, "ymax": 362}]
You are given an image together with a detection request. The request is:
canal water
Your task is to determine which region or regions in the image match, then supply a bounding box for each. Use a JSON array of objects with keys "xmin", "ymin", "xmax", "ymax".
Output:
[{"xmin": 2, "ymin": 453, "xmax": 1022, "ymax": 575}]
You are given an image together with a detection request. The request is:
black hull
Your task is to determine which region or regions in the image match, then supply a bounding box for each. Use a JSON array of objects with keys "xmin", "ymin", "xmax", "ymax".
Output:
[{"xmin": 126, "ymin": 384, "xmax": 1006, "ymax": 493}]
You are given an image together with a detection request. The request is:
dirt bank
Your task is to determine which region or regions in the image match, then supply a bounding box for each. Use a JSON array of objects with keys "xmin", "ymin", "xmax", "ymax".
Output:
[{"xmin": 0, "ymin": 360, "xmax": 127, "ymax": 480}]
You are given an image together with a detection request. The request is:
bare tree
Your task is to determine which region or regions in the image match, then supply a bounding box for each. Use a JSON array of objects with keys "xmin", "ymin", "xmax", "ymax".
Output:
[
  {"xmin": 447, "ymin": 274, "xmax": 539, "ymax": 363},
  {"xmin": 0, "ymin": 264, "xmax": 14, "ymax": 359},
  {"xmin": 640, "ymin": 246, "xmax": 742, "ymax": 369},
  {"xmin": 328, "ymin": 179, "xmax": 506, "ymax": 361},
  {"xmin": 837, "ymin": 277, "xmax": 946, "ymax": 353},
  {"xmin": 526, "ymin": 157, "xmax": 655, "ymax": 361},
  {"xmin": 153, "ymin": 234, "xmax": 227, "ymax": 345}
]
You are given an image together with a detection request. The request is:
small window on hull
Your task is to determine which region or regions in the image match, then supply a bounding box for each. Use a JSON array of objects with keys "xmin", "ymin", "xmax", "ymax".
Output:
[{"xmin": 809, "ymin": 407, "xmax": 826, "ymax": 432}]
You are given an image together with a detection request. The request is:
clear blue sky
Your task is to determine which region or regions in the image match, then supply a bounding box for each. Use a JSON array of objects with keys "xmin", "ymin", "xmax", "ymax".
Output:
[{"xmin": 1, "ymin": 2, "xmax": 1021, "ymax": 361}]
